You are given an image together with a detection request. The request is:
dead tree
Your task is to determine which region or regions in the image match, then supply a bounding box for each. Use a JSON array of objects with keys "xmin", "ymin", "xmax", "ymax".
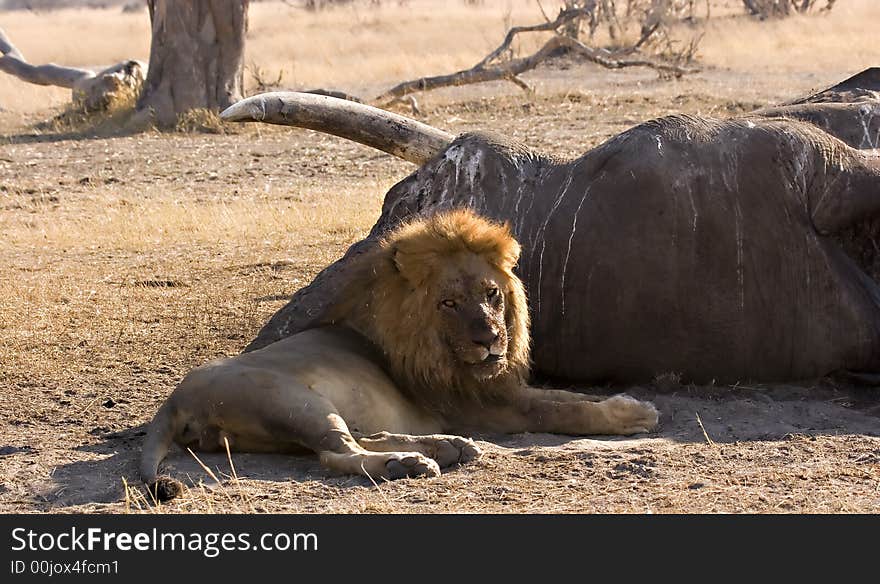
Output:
[
  {"xmin": 0, "ymin": 27, "xmax": 145, "ymax": 112},
  {"xmin": 0, "ymin": 2, "xmax": 248, "ymax": 124},
  {"xmin": 375, "ymin": 6, "xmax": 698, "ymax": 107},
  {"xmin": 136, "ymin": 0, "xmax": 249, "ymax": 127}
]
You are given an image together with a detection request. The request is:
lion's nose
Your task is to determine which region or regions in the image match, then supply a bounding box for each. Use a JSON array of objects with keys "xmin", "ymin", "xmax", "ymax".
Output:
[{"xmin": 471, "ymin": 329, "xmax": 499, "ymax": 350}]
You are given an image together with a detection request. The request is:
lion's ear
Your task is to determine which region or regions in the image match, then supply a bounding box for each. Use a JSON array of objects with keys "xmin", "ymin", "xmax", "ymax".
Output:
[
  {"xmin": 391, "ymin": 247, "xmax": 404, "ymax": 273},
  {"xmin": 390, "ymin": 247, "xmax": 426, "ymax": 284},
  {"xmin": 497, "ymin": 234, "xmax": 521, "ymax": 271}
]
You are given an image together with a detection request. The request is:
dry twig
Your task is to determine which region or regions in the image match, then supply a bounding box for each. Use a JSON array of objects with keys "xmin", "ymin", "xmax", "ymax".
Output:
[{"xmin": 374, "ymin": 5, "xmax": 697, "ymax": 104}]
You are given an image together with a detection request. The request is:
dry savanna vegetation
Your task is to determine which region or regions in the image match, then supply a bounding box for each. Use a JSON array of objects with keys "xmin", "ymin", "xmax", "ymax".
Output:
[{"xmin": 1, "ymin": 0, "xmax": 878, "ymax": 514}]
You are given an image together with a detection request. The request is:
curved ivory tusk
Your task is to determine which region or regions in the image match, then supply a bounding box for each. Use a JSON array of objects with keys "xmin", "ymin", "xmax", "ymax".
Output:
[{"xmin": 220, "ymin": 92, "xmax": 455, "ymax": 165}]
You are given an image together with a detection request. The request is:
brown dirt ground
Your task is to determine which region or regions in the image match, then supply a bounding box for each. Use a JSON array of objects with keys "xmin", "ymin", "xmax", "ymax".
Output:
[{"xmin": 1, "ymin": 62, "xmax": 878, "ymax": 514}]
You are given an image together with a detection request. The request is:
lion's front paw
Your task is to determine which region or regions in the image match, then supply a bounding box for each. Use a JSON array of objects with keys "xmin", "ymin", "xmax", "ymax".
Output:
[
  {"xmin": 381, "ymin": 452, "xmax": 442, "ymax": 480},
  {"xmin": 603, "ymin": 394, "xmax": 659, "ymax": 435},
  {"xmin": 431, "ymin": 436, "xmax": 482, "ymax": 467}
]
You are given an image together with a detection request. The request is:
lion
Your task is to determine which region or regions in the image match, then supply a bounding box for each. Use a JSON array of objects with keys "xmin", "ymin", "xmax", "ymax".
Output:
[{"xmin": 140, "ymin": 209, "xmax": 659, "ymax": 500}]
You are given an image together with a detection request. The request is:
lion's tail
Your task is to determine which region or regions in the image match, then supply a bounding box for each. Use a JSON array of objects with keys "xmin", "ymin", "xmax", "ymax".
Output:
[{"xmin": 140, "ymin": 401, "xmax": 184, "ymax": 502}]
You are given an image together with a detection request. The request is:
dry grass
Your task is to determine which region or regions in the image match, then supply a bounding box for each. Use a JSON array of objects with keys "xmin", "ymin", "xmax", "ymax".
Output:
[
  {"xmin": 1, "ymin": 0, "xmax": 878, "ymax": 116},
  {"xmin": 112, "ymin": 434, "xmax": 880, "ymax": 514},
  {"xmin": 1, "ymin": 197, "xmax": 371, "ymax": 250},
  {"xmin": 0, "ymin": 0, "xmax": 554, "ymax": 113},
  {"xmin": 698, "ymin": 0, "xmax": 880, "ymax": 72},
  {"xmin": 173, "ymin": 108, "xmax": 227, "ymax": 134},
  {"xmin": 0, "ymin": 135, "xmax": 385, "ymax": 391},
  {"xmin": 31, "ymin": 80, "xmax": 142, "ymax": 135}
]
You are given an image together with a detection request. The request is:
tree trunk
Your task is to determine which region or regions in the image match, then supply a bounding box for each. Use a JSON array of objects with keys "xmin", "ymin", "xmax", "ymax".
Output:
[{"xmin": 137, "ymin": 0, "xmax": 248, "ymax": 127}]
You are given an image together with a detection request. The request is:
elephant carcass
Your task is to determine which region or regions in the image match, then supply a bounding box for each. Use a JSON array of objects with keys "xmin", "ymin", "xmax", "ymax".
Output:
[{"xmin": 221, "ymin": 68, "xmax": 880, "ymax": 384}]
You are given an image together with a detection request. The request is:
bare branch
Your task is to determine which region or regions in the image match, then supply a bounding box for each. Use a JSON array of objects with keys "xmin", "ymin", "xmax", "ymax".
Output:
[
  {"xmin": 0, "ymin": 27, "xmax": 24, "ymax": 61},
  {"xmin": 556, "ymin": 34, "xmax": 698, "ymax": 77},
  {"xmin": 0, "ymin": 26, "xmax": 146, "ymax": 112},
  {"xmin": 476, "ymin": 5, "xmax": 595, "ymax": 69},
  {"xmin": 375, "ymin": 28, "xmax": 696, "ymax": 104},
  {"xmin": 0, "ymin": 27, "xmax": 95, "ymax": 88},
  {"xmin": 376, "ymin": 38, "xmax": 563, "ymax": 103},
  {"xmin": 302, "ymin": 88, "xmax": 365, "ymax": 103},
  {"xmin": 535, "ymin": 0, "xmax": 553, "ymax": 23},
  {"xmin": 509, "ymin": 75, "xmax": 534, "ymax": 94}
]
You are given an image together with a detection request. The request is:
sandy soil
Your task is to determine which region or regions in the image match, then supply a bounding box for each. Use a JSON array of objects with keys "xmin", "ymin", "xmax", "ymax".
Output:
[{"xmin": 1, "ymin": 4, "xmax": 879, "ymax": 513}]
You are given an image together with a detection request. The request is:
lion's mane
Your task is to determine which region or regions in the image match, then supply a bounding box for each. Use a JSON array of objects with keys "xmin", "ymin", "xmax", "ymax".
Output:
[{"xmin": 331, "ymin": 208, "xmax": 531, "ymax": 412}]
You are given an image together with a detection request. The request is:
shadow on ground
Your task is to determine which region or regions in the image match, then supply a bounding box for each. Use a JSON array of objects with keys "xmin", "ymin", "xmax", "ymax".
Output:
[{"xmin": 29, "ymin": 380, "xmax": 880, "ymax": 509}]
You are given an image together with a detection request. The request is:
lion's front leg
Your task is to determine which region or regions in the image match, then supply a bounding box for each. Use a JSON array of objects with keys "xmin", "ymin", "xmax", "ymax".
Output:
[
  {"xmin": 469, "ymin": 386, "xmax": 659, "ymax": 436},
  {"xmin": 314, "ymin": 415, "xmax": 441, "ymax": 481},
  {"xmin": 257, "ymin": 389, "xmax": 441, "ymax": 481},
  {"xmin": 320, "ymin": 448, "xmax": 441, "ymax": 480},
  {"xmin": 587, "ymin": 394, "xmax": 660, "ymax": 435},
  {"xmin": 531, "ymin": 388, "xmax": 605, "ymax": 402},
  {"xmin": 356, "ymin": 432, "xmax": 482, "ymax": 467}
]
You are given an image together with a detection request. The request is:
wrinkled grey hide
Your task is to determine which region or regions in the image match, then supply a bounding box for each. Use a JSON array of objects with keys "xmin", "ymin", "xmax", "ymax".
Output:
[{"xmin": 246, "ymin": 69, "xmax": 880, "ymax": 385}]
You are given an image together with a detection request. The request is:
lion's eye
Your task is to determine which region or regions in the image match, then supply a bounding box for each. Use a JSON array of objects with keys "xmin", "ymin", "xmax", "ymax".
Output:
[
  {"xmin": 441, "ymin": 299, "xmax": 457, "ymax": 309},
  {"xmin": 487, "ymin": 288, "xmax": 499, "ymax": 299}
]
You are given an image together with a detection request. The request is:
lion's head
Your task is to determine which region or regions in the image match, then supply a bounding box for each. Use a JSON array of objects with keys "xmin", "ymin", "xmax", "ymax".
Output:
[{"xmin": 333, "ymin": 208, "xmax": 530, "ymax": 411}]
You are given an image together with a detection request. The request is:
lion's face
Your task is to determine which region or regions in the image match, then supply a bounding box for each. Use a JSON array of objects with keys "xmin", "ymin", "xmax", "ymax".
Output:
[{"xmin": 433, "ymin": 253, "xmax": 510, "ymax": 380}]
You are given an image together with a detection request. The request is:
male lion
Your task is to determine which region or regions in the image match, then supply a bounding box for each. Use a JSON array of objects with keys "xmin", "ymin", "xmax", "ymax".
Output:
[{"xmin": 140, "ymin": 209, "xmax": 659, "ymax": 500}]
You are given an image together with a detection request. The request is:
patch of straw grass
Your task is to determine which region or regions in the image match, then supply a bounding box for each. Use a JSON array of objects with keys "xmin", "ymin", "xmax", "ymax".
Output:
[
  {"xmin": 35, "ymin": 82, "xmax": 142, "ymax": 136},
  {"xmin": 175, "ymin": 108, "xmax": 229, "ymax": 134}
]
